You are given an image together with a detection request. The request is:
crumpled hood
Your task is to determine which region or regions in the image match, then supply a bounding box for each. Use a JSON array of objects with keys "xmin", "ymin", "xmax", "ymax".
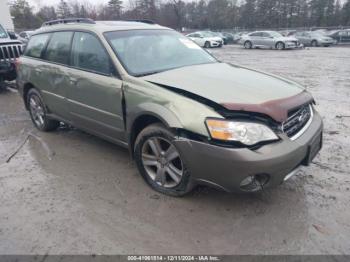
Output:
[{"xmin": 142, "ymin": 63, "xmax": 313, "ymax": 122}]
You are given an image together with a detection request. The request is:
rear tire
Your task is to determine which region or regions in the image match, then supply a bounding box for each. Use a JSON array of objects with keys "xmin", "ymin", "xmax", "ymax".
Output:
[
  {"xmin": 134, "ymin": 123, "xmax": 193, "ymax": 196},
  {"xmin": 244, "ymin": 41, "xmax": 252, "ymax": 49},
  {"xmin": 27, "ymin": 89, "xmax": 60, "ymax": 132}
]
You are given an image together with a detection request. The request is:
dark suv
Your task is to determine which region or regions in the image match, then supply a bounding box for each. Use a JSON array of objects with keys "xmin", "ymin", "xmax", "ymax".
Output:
[{"xmin": 0, "ymin": 23, "xmax": 23, "ymax": 86}]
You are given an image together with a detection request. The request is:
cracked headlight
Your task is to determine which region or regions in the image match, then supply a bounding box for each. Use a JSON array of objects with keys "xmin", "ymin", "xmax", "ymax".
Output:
[{"xmin": 205, "ymin": 118, "xmax": 279, "ymax": 146}]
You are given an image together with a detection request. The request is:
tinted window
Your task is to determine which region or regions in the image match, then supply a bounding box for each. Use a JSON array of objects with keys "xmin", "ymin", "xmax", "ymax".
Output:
[
  {"xmin": 250, "ymin": 32, "xmax": 261, "ymax": 37},
  {"xmin": 24, "ymin": 34, "xmax": 50, "ymax": 58},
  {"xmin": 261, "ymin": 32, "xmax": 270, "ymax": 37},
  {"xmin": 45, "ymin": 31, "xmax": 73, "ymax": 65},
  {"xmin": 71, "ymin": 32, "xmax": 111, "ymax": 75}
]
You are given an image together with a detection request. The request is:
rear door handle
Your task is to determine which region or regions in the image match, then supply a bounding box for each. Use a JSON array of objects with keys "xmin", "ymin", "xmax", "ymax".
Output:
[{"xmin": 35, "ymin": 69, "xmax": 42, "ymax": 74}]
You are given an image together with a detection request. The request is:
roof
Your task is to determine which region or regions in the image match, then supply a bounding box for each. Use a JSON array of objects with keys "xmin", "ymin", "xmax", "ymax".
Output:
[{"xmin": 33, "ymin": 20, "xmax": 170, "ymax": 35}]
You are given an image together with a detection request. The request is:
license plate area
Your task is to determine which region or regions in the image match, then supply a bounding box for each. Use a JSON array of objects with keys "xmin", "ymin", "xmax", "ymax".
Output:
[{"xmin": 305, "ymin": 132, "xmax": 323, "ymax": 165}]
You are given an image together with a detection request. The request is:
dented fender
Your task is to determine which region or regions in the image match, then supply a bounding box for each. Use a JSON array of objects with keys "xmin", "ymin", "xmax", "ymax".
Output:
[{"xmin": 123, "ymin": 77, "xmax": 223, "ymax": 138}]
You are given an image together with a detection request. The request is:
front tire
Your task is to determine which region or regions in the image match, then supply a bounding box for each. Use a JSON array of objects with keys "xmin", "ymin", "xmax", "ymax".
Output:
[
  {"xmin": 134, "ymin": 123, "xmax": 192, "ymax": 196},
  {"xmin": 244, "ymin": 41, "xmax": 252, "ymax": 49},
  {"xmin": 311, "ymin": 40, "xmax": 318, "ymax": 47},
  {"xmin": 204, "ymin": 41, "xmax": 211, "ymax": 48},
  {"xmin": 27, "ymin": 89, "xmax": 60, "ymax": 132},
  {"xmin": 276, "ymin": 42, "xmax": 285, "ymax": 50}
]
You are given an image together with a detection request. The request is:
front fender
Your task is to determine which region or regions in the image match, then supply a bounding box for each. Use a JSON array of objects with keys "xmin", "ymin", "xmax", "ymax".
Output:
[{"xmin": 124, "ymin": 78, "xmax": 223, "ymax": 137}]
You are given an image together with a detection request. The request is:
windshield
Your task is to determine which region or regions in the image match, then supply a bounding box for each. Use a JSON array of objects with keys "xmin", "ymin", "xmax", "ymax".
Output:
[
  {"xmin": 105, "ymin": 30, "xmax": 217, "ymax": 77},
  {"xmin": 0, "ymin": 25, "xmax": 8, "ymax": 39},
  {"xmin": 268, "ymin": 31, "xmax": 283, "ymax": 37}
]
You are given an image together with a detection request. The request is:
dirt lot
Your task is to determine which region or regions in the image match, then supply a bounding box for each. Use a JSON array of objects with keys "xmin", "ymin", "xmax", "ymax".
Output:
[{"xmin": 0, "ymin": 45, "xmax": 349, "ymax": 255}]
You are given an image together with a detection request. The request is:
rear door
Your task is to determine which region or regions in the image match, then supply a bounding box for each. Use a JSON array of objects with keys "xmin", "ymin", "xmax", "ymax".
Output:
[
  {"xmin": 261, "ymin": 32, "xmax": 273, "ymax": 47},
  {"xmin": 67, "ymin": 31, "xmax": 125, "ymax": 144},
  {"xmin": 39, "ymin": 31, "xmax": 73, "ymax": 119},
  {"xmin": 249, "ymin": 32, "xmax": 263, "ymax": 46}
]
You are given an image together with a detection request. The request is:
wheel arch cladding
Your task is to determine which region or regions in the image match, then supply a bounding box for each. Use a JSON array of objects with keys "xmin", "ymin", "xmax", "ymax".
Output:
[
  {"xmin": 127, "ymin": 106, "xmax": 181, "ymax": 156},
  {"xmin": 23, "ymin": 82, "xmax": 36, "ymax": 110}
]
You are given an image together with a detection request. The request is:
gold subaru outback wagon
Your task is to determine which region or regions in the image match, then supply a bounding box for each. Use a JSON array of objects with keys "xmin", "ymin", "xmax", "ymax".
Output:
[{"xmin": 17, "ymin": 18, "xmax": 323, "ymax": 196}]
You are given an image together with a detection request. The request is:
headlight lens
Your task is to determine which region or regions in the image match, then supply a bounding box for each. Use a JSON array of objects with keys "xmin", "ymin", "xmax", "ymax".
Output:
[{"xmin": 205, "ymin": 119, "xmax": 279, "ymax": 146}]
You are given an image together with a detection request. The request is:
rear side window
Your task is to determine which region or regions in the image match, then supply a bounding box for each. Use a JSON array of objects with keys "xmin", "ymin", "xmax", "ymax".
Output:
[
  {"xmin": 71, "ymin": 32, "xmax": 111, "ymax": 75},
  {"xmin": 45, "ymin": 31, "xmax": 73, "ymax": 65},
  {"xmin": 24, "ymin": 34, "xmax": 50, "ymax": 58}
]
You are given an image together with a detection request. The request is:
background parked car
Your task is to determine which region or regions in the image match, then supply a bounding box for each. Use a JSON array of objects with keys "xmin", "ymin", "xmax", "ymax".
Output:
[
  {"xmin": 239, "ymin": 31, "xmax": 302, "ymax": 50},
  {"xmin": 207, "ymin": 31, "xmax": 228, "ymax": 44},
  {"xmin": 328, "ymin": 30, "xmax": 350, "ymax": 44},
  {"xmin": 186, "ymin": 31, "xmax": 223, "ymax": 48},
  {"xmin": 220, "ymin": 32, "xmax": 233, "ymax": 44},
  {"xmin": 18, "ymin": 30, "xmax": 34, "ymax": 43},
  {"xmin": 294, "ymin": 31, "xmax": 335, "ymax": 47}
]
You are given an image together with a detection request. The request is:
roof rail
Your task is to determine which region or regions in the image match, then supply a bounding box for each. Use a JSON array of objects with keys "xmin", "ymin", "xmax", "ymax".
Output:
[
  {"xmin": 123, "ymin": 19, "xmax": 155, "ymax": 24},
  {"xmin": 42, "ymin": 18, "xmax": 96, "ymax": 27}
]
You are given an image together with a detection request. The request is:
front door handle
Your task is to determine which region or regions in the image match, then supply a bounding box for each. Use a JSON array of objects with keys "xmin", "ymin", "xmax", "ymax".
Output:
[{"xmin": 69, "ymin": 77, "xmax": 78, "ymax": 85}]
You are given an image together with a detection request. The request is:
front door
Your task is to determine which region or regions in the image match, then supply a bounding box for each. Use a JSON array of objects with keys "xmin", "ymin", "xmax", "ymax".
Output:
[{"xmin": 67, "ymin": 31, "xmax": 125, "ymax": 144}]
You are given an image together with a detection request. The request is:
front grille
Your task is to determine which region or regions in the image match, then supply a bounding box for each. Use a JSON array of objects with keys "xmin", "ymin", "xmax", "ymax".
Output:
[
  {"xmin": 0, "ymin": 44, "xmax": 23, "ymax": 62},
  {"xmin": 282, "ymin": 104, "xmax": 312, "ymax": 139}
]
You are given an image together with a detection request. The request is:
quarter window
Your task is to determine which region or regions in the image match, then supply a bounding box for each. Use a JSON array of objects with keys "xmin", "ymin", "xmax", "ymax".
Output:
[
  {"xmin": 45, "ymin": 31, "xmax": 73, "ymax": 65},
  {"xmin": 71, "ymin": 32, "xmax": 111, "ymax": 75},
  {"xmin": 24, "ymin": 34, "xmax": 50, "ymax": 58}
]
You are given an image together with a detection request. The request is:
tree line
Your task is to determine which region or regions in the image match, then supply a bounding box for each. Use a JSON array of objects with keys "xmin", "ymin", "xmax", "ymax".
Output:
[{"xmin": 9, "ymin": 0, "xmax": 350, "ymax": 31}]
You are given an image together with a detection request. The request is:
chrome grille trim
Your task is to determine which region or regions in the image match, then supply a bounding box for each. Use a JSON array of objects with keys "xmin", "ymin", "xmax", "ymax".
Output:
[
  {"xmin": 282, "ymin": 105, "xmax": 313, "ymax": 141},
  {"xmin": 0, "ymin": 44, "xmax": 23, "ymax": 62}
]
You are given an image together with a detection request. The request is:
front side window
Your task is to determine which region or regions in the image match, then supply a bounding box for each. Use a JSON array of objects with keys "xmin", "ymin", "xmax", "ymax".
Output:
[
  {"xmin": 24, "ymin": 33, "xmax": 50, "ymax": 58},
  {"xmin": 71, "ymin": 32, "xmax": 111, "ymax": 75},
  {"xmin": 250, "ymin": 32, "xmax": 261, "ymax": 37},
  {"xmin": 105, "ymin": 29, "xmax": 217, "ymax": 77},
  {"xmin": 45, "ymin": 31, "xmax": 73, "ymax": 65}
]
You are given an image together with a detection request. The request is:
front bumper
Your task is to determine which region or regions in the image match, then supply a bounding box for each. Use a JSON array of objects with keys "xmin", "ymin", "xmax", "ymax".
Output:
[
  {"xmin": 0, "ymin": 60, "xmax": 16, "ymax": 81},
  {"xmin": 319, "ymin": 40, "xmax": 335, "ymax": 46},
  {"xmin": 210, "ymin": 40, "xmax": 223, "ymax": 47},
  {"xmin": 285, "ymin": 42, "xmax": 304, "ymax": 49},
  {"xmin": 174, "ymin": 110, "xmax": 323, "ymax": 192}
]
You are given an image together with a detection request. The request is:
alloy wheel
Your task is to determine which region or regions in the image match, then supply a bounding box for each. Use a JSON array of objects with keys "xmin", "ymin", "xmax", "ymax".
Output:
[
  {"xmin": 29, "ymin": 95, "xmax": 45, "ymax": 128},
  {"xmin": 141, "ymin": 137, "xmax": 183, "ymax": 188},
  {"xmin": 276, "ymin": 42, "xmax": 284, "ymax": 50}
]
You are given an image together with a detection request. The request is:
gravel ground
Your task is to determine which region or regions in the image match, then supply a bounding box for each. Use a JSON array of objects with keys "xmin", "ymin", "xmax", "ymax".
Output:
[{"xmin": 0, "ymin": 45, "xmax": 349, "ymax": 255}]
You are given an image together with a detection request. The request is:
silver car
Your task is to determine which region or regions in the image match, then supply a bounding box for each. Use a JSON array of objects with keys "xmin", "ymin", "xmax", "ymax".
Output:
[
  {"xmin": 240, "ymin": 31, "xmax": 303, "ymax": 50},
  {"xmin": 295, "ymin": 31, "xmax": 336, "ymax": 47}
]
